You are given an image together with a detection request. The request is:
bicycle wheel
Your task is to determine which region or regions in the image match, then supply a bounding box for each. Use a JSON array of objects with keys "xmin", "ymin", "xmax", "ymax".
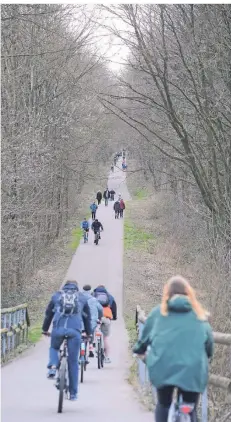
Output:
[
  {"xmin": 58, "ymin": 357, "xmax": 67, "ymax": 413},
  {"xmin": 100, "ymin": 347, "xmax": 104, "ymax": 368},
  {"xmin": 80, "ymin": 360, "xmax": 84, "ymax": 383},
  {"xmin": 97, "ymin": 339, "xmax": 101, "ymax": 369},
  {"xmin": 84, "ymin": 341, "xmax": 88, "ymax": 371}
]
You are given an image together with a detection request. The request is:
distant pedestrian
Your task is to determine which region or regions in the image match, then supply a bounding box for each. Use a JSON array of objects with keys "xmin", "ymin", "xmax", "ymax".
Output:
[
  {"xmin": 96, "ymin": 191, "xmax": 102, "ymax": 205},
  {"xmin": 110, "ymin": 189, "xmax": 116, "ymax": 201},
  {"xmin": 103, "ymin": 188, "xmax": 110, "ymax": 206},
  {"xmin": 90, "ymin": 201, "xmax": 98, "ymax": 220},
  {"xmin": 114, "ymin": 200, "xmax": 120, "ymax": 219},
  {"xmin": 119, "ymin": 199, "xmax": 125, "ymax": 218}
]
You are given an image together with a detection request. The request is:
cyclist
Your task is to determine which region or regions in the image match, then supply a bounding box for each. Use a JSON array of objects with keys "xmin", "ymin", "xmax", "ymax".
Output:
[
  {"xmin": 90, "ymin": 201, "xmax": 98, "ymax": 220},
  {"xmin": 119, "ymin": 198, "xmax": 125, "ymax": 218},
  {"xmin": 133, "ymin": 275, "xmax": 214, "ymax": 422},
  {"xmin": 103, "ymin": 187, "xmax": 110, "ymax": 206},
  {"xmin": 96, "ymin": 190, "xmax": 102, "ymax": 205},
  {"xmin": 42, "ymin": 280, "xmax": 92, "ymax": 401},
  {"xmin": 93, "ymin": 285, "xmax": 117, "ymax": 363},
  {"xmin": 113, "ymin": 200, "xmax": 120, "ymax": 219},
  {"xmin": 91, "ymin": 219, "xmax": 104, "ymax": 243},
  {"xmin": 81, "ymin": 217, "xmax": 90, "ymax": 240},
  {"xmin": 82, "ymin": 284, "xmax": 103, "ymax": 357}
]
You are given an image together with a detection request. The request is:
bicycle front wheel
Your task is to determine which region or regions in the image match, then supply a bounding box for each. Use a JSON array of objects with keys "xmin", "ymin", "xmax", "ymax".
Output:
[{"xmin": 58, "ymin": 357, "xmax": 67, "ymax": 413}]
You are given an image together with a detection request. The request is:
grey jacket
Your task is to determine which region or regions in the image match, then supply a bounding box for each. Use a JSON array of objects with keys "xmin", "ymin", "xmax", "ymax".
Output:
[{"xmin": 81, "ymin": 291, "xmax": 103, "ymax": 331}]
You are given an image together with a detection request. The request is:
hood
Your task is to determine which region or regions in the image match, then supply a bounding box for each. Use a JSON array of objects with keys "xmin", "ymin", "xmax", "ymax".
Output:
[
  {"xmin": 82, "ymin": 291, "xmax": 91, "ymax": 298},
  {"xmin": 94, "ymin": 286, "xmax": 107, "ymax": 294},
  {"xmin": 62, "ymin": 282, "xmax": 78, "ymax": 291},
  {"xmin": 168, "ymin": 295, "xmax": 192, "ymax": 313}
]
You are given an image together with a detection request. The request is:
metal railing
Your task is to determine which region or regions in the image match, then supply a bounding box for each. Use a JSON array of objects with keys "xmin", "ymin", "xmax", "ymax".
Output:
[
  {"xmin": 1, "ymin": 303, "xmax": 30, "ymax": 362},
  {"xmin": 135, "ymin": 305, "xmax": 231, "ymax": 422}
]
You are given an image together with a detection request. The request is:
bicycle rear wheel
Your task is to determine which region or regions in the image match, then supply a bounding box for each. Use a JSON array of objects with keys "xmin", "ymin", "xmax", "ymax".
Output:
[
  {"xmin": 80, "ymin": 360, "xmax": 84, "ymax": 383},
  {"xmin": 58, "ymin": 357, "xmax": 67, "ymax": 413}
]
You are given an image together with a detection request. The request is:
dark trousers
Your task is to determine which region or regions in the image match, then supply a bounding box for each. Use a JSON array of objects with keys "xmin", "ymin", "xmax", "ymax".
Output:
[
  {"xmin": 91, "ymin": 211, "xmax": 96, "ymax": 219},
  {"xmin": 119, "ymin": 209, "xmax": 124, "ymax": 217},
  {"xmin": 97, "ymin": 199, "xmax": 101, "ymax": 205},
  {"xmin": 48, "ymin": 327, "xmax": 81, "ymax": 396},
  {"xmin": 155, "ymin": 386, "xmax": 199, "ymax": 422}
]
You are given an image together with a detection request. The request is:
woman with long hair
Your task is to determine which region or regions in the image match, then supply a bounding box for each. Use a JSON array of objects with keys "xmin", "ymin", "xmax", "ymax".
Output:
[{"xmin": 133, "ymin": 275, "xmax": 214, "ymax": 422}]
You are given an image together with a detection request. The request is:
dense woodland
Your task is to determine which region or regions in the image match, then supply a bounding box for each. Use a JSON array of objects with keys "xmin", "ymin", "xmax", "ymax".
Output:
[
  {"xmin": 101, "ymin": 5, "xmax": 231, "ymax": 273},
  {"xmin": 2, "ymin": 4, "xmax": 231, "ymax": 308},
  {"xmin": 1, "ymin": 5, "xmax": 122, "ymax": 304}
]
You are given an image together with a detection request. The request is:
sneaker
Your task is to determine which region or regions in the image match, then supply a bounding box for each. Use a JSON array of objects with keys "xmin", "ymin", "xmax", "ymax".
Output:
[
  {"xmin": 104, "ymin": 357, "xmax": 111, "ymax": 363},
  {"xmin": 47, "ymin": 368, "xmax": 56, "ymax": 378},
  {"xmin": 89, "ymin": 350, "xmax": 94, "ymax": 358},
  {"xmin": 70, "ymin": 394, "xmax": 78, "ymax": 401}
]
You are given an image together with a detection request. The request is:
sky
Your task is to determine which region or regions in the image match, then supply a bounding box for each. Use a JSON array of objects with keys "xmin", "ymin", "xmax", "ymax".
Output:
[{"xmin": 90, "ymin": 6, "xmax": 130, "ymax": 74}]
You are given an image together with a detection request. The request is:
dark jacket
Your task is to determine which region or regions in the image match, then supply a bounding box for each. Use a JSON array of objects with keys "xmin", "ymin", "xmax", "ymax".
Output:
[
  {"xmin": 96, "ymin": 191, "xmax": 102, "ymax": 200},
  {"xmin": 133, "ymin": 296, "xmax": 214, "ymax": 393},
  {"xmin": 93, "ymin": 286, "xmax": 117, "ymax": 320},
  {"xmin": 42, "ymin": 282, "xmax": 92, "ymax": 336},
  {"xmin": 103, "ymin": 189, "xmax": 110, "ymax": 199},
  {"xmin": 91, "ymin": 221, "xmax": 103, "ymax": 232},
  {"xmin": 114, "ymin": 201, "xmax": 120, "ymax": 212}
]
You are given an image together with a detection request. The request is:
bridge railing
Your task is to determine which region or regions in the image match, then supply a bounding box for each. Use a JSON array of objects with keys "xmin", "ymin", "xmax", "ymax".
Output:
[
  {"xmin": 1, "ymin": 303, "xmax": 30, "ymax": 362},
  {"xmin": 135, "ymin": 305, "xmax": 231, "ymax": 422}
]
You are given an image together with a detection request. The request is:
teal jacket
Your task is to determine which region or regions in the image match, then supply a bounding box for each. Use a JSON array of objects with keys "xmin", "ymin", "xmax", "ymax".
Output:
[{"xmin": 133, "ymin": 296, "xmax": 214, "ymax": 393}]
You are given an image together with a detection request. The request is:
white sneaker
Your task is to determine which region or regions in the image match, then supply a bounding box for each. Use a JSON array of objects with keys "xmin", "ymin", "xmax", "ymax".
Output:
[{"xmin": 104, "ymin": 357, "xmax": 111, "ymax": 363}]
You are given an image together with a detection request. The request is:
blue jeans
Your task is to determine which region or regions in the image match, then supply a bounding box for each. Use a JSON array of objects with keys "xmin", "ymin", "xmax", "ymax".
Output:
[{"xmin": 48, "ymin": 327, "xmax": 81, "ymax": 396}]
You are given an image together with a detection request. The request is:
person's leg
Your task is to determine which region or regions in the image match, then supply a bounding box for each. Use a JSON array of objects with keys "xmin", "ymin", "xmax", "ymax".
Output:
[
  {"xmin": 155, "ymin": 386, "xmax": 174, "ymax": 422},
  {"xmin": 101, "ymin": 319, "xmax": 111, "ymax": 362},
  {"xmin": 47, "ymin": 328, "xmax": 64, "ymax": 377},
  {"xmin": 66, "ymin": 329, "xmax": 81, "ymax": 398}
]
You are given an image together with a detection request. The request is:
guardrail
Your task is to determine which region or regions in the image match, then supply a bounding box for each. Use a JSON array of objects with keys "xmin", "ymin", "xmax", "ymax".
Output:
[
  {"xmin": 135, "ymin": 305, "xmax": 231, "ymax": 422},
  {"xmin": 1, "ymin": 303, "xmax": 30, "ymax": 362}
]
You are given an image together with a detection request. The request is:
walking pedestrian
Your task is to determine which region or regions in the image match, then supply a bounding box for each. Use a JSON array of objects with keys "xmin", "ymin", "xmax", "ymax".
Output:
[
  {"xmin": 103, "ymin": 187, "xmax": 110, "ymax": 206},
  {"xmin": 119, "ymin": 198, "xmax": 125, "ymax": 218},
  {"xmin": 90, "ymin": 201, "xmax": 98, "ymax": 220},
  {"xmin": 96, "ymin": 190, "xmax": 102, "ymax": 205}
]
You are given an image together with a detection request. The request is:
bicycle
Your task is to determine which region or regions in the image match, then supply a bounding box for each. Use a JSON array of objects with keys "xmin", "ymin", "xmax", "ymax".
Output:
[
  {"xmin": 43, "ymin": 332, "xmax": 69, "ymax": 413},
  {"xmin": 135, "ymin": 354, "xmax": 196, "ymax": 422},
  {"xmin": 79, "ymin": 334, "xmax": 88, "ymax": 383},
  {"xmin": 167, "ymin": 395, "xmax": 195, "ymax": 422},
  {"xmin": 83, "ymin": 229, "xmax": 88, "ymax": 243},
  {"xmin": 94, "ymin": 323, "xmax": 105, "ymax": 369},
  {"xmin": 94, "ymin": 230, "xmax": 101, "ymax": 245}
]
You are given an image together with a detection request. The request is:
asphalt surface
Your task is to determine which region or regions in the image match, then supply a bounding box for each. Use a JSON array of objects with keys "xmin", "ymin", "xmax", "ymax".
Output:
[{"xmin": 1, "ymin": 162, "xmax": 153, "ymax": 422}]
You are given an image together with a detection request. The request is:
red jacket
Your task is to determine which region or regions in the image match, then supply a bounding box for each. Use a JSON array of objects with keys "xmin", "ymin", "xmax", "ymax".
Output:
[{"xmin": 120, "ymin": 200, "xmax": 125, "ymax": 210}]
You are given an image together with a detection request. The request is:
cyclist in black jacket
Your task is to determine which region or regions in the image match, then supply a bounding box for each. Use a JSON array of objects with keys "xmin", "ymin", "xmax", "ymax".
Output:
[{"xmin": 91, "ymin": 219, "xmax": 103, "ymax": 243}]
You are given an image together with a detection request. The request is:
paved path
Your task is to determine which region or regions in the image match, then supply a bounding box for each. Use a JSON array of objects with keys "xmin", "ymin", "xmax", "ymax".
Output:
[{"xmin": 1, "ymin": 163, "xmax": 153, "ymax": 422}]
